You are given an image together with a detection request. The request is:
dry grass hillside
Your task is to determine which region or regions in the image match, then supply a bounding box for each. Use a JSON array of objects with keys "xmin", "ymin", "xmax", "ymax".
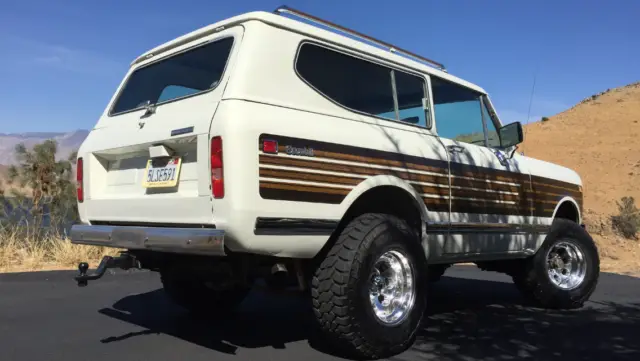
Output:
[{"xmin": 520, "ymin": 81, "xmax": 640, "ymax": 274}]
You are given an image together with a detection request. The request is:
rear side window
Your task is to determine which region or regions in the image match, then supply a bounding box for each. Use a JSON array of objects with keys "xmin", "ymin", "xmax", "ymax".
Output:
[
  {"xmin": 296, "ymin": 43, "xmax": 429, "ymax": 127},
  {"xmin": 110, "ymin": 37, "xmax": 234, "ymax": 115}
]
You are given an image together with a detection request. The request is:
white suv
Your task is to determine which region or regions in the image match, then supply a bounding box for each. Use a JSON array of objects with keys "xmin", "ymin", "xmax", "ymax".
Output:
[{"xmin": 71, "ymin": 6, "xmax": 599, "ymax": 359}]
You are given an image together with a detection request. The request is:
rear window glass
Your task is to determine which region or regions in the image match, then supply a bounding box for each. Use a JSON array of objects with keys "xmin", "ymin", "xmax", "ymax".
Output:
[
  {"xmin": 110, "ymin": 37, "xmax": 234, "ymax": 115},
  {"xmin": 296, "ymin": 43, "xmax": 428, "ymax": 127}
]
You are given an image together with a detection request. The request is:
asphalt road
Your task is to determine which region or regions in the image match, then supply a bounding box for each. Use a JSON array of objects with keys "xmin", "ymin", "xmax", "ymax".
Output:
[{"xmin": 1, "ymin": 265, "xmax": 639, "ymax": 361}]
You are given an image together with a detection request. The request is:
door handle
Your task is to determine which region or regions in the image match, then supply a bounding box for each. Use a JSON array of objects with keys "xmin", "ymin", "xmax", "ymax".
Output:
[{"xmin": 446, "ymin": 145, "xmax": 465, "ymax": 154}]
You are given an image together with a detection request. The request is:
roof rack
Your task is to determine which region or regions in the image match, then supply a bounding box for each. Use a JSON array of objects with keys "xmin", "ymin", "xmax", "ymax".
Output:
[{"xmin": 273, "ymin": 5, "xmax": 447, "ymax": 72}]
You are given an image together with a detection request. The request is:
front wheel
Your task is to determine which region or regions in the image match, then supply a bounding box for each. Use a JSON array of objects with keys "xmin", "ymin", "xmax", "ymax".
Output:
[
  {"xmin": 512, "ymin": 218, "xmax": 600, "ymax": 309},
  {"xmin": 311, "ymin": 213, "xmax": 428, "ymax": 359}
]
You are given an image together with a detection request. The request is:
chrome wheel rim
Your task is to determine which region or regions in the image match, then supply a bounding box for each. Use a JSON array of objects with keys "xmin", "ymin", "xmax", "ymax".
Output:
[
  {"xmin": 368, "ymin": 250, "xmax": 415, "ymax": 325},
  {"xmin": 545, "ymin": 240, "xmax": 587, "ymax": 290}
]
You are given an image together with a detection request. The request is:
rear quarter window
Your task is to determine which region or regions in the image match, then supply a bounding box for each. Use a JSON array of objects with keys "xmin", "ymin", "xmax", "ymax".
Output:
[
  {"xmin": 295, "ymin": 42, "xmax": 429, "ymax": 128},
  {"xmin": 110, "ymin": 37, "xmax": 234, "ymax": 115}
]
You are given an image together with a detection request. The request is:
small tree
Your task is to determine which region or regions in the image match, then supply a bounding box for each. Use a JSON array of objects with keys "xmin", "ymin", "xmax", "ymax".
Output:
[
  {"xmin": 541, "ymin": 116, "xmax": 549, "ymax": 122},
  {"xmin": 611, "ymin": 196, "xmax": 640, "ymax": 240},
  {"xmin": 0, "ymin": 140, "xmax": 78, "ymax": 239}
]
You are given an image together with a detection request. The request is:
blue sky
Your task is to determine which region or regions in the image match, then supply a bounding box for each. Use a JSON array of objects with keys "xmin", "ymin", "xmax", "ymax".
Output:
[{"xmin": 1, "ymin": 0, "xmax": 638, "ymax": 133}]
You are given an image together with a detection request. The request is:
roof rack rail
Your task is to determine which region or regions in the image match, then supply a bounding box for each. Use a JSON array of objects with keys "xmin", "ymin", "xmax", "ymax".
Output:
[{"xmin": 273, "ymin": 5, "xmax": 447, "ymax": 72}]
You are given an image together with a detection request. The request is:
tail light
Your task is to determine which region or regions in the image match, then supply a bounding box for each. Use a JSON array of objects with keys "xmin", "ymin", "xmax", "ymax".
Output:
[
  {"xmin": 210, "ymin": 136, "xmax": 224, "ymax": 198},
  {"xmin": 76, "ymin": 157, "xmax": 84, "ymax": 203}
]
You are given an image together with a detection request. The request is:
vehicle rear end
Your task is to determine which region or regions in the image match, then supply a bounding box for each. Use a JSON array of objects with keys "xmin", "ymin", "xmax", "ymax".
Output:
[{"xmin": 71, "ymin": 24, "xmax": 245, "ymax": 256}]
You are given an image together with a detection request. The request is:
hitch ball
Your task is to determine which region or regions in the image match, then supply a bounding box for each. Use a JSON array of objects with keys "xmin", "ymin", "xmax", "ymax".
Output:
[
  {"xmin": 77, "ymin": 262, "xmax": 89, "ymax": 287},
  {"xmin": 78, "ymin": 262, "xmax": 89, "ymax": 275}
]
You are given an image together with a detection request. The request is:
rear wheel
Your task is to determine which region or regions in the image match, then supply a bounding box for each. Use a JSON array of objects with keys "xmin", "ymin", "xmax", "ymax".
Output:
[
  {"xmin": 160, "ymin": 269, "xmax": 250, "ymax": 317},
  {"xmin": 311, "ymin": 213, "xmax": 427, "ymax": 359},
  {"xmin": 512, "ymin": 218, "xmax": 599, "ymax": 309}
]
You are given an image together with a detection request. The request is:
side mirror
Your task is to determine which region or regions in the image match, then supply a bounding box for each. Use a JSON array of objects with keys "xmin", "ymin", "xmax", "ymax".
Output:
[{"xmin": 499, "ymin": 121, "xmax": 523, "ymax": 148}]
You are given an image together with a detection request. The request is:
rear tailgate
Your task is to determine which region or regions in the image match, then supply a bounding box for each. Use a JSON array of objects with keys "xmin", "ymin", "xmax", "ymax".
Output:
[{"xmin": 78, "ymin": 26, "xmax": 243, "ymax": 226}]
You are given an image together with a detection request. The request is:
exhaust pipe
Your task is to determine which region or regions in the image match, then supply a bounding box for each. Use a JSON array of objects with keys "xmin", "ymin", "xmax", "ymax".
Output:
[
  {"xmin": 265, "ymin": 263, "xmax": 289, "ymax": 290},
  {"xmin": 271, "ymin": 263, "xmax": 288, "ymax": 276}
]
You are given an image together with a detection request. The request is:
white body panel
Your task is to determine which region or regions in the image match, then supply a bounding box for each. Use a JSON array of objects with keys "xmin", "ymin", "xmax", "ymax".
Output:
[
  {"xmin": 77, "ymin": 25, "xmax": 244, "ymax": 226},
  {"xmin": 74, "ymin": 11, "xmax": 585, "ymax": 261}
]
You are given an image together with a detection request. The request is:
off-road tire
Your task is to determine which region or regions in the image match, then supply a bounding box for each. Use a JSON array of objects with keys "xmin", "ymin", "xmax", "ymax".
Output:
[
  {"xmin": 160, "ymin": 269, "xmax": 249, "ymax": 317},
  {"xmin": 311, "ymin": 213, "xmax": 428, "ymax": 359},
  {"xmin": 512, "ymin": 218, "xmax": 600, "ymax": 309}
]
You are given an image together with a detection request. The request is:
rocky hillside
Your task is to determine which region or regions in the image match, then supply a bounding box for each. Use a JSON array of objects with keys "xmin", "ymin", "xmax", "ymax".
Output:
[
  {"xmin": 521, "ymin": 82, "xmax": 640, "ymax": 215},
  {"xmin": 0, "ymin": 130, "xmax": 88, "ymax": 166},
  {"xmin": 520, "ymin": 81, "xmax": 640, "ymax": 273}
]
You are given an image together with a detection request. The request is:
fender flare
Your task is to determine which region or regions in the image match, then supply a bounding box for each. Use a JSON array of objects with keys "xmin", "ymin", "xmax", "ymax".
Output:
[
  {"xmin": 551, "ymin": 196, "xmax": 582, "ymax": 224},
  {"xmin": 338, "ymin": 174, "xmax": 431, "ymax": 257}
]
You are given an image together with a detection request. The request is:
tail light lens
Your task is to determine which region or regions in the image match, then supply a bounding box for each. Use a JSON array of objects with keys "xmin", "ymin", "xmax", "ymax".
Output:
[
  {"xmin": 210, "ymin": 136, "xmax": 224, "ymax": 198},
  {"xmin": 76, "ymin": 157, "xmax": 84, "ymax": 203}
]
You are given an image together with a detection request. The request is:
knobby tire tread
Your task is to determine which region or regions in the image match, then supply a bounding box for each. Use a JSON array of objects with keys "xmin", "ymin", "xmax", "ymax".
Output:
[{"xmin": 311, "ymin": 213, "xmax": 421, "ymax": 359}]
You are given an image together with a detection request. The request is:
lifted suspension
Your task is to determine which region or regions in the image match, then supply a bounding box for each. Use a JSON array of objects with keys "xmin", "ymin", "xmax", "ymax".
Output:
[{"xmin": 75, "ymin": 252, "xmax": 140, "ymax": 287}]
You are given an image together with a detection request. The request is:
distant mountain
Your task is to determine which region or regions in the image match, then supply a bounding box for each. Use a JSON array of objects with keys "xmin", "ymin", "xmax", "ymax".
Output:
[{"xmin": 0, "ymin": 130, "xmax": 89, "ymax": 165}]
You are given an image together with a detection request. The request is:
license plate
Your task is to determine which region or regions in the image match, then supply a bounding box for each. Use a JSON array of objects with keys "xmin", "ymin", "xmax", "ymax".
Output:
[{"xmin": 142, "ymin": 156, "xmax": 182, "ymax": 188}]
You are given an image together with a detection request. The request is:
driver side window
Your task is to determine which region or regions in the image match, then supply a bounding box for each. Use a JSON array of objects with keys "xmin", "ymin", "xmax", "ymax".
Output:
[{"xmin": 431, "ymin": 77, "xmax": 489, "ymax": 146}]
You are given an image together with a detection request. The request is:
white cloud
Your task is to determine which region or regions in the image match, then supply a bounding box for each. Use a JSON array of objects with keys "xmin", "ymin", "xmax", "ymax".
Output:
[{"xmin": 0, "ymin": 35, "xmax": 125, "ymax": 76}]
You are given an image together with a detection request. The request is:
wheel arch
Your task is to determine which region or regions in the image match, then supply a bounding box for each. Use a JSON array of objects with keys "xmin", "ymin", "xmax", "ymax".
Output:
[
  {"xmin": 339, "ymin": 175, "xmax": 429, "ymax": 223},
  {"xmin": 552, "ymin": 197, "xmax": 582, "ymax": 224},
  {"xmin": 313, "ymin": 175, "xmax": 430, "ymax": 263}
]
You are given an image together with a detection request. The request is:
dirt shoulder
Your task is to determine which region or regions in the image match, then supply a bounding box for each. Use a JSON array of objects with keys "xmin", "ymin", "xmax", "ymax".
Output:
[{"xmin": 584, "ymin": 209, "xmax": 640, "ymax": 277}]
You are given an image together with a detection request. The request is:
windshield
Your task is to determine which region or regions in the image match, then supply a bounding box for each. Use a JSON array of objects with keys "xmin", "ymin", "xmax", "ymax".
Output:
[{"xmin": 110, "ymin": 36, "xmax": 234, "ymax": 115}]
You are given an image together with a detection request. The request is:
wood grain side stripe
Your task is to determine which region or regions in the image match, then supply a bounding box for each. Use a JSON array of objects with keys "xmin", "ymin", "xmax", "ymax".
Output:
[
  {"xmin": 531, "ymin": 174, "xmax": 581, "ymax": 191},
  {"xmin": 422, "ymin": 197, "xmax": 450, "ymax": 212},
  {"xmin": 259, "ymin": 180, "xmax": 452, "ymax": 210},
  {"xmin": 261, "ymin": 134, "xmax": 583, "ymax": 195},
  {"xmin": 451, "ymin": 188, "xmax": 522, "ymax": 203},
  {"xmin": 259, "ymin": 168, "xmax": 363, "ymax": 186},
  {"xmin": 259, "ymin": 181, "xmax": 349, "ymax": 204},
  {"xmin": 450, "ymin": 177, "xmax": 522, "ymax": 193},
  {"xmin": 259, "ymin": 135, "xmax": 583, "ymax": 214},
  {"xmin": 260, "ymin": 181, "xmax": 350, "ymax": 195},
  {"xmin": 259, "ymin": 155, "xmax": 450, "ymax": 186}
]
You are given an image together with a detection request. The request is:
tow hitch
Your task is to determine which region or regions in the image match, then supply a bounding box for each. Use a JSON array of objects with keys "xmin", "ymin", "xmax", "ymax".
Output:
[{"xmin": 75, "ymin": 252, "xmax": 140, "ymax": 287}]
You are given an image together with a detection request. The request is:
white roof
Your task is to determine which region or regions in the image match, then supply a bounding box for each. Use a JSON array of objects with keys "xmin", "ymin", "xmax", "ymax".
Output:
[{"xmin": 133, "ymin": 10, "xmax": 487, "ymax": 94}]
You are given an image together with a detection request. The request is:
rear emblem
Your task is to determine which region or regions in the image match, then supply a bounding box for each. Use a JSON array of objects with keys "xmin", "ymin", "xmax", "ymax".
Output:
[
  {"xmin": 285, "ymin": 145, "xmax": 315, "ymax": 157},
  {"xmin": 171, "ymin": 126, "xmax": 194, "ymax": 136}
]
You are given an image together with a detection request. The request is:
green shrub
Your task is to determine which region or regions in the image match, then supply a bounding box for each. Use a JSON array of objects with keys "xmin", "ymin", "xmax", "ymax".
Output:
[
  {"xmin": 611, "ymin": 196, "xmax": 640, "ymax": 239},
  {"xmin": 0, "ymin": 140, "xmax": 79, "ymax": 241}
]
